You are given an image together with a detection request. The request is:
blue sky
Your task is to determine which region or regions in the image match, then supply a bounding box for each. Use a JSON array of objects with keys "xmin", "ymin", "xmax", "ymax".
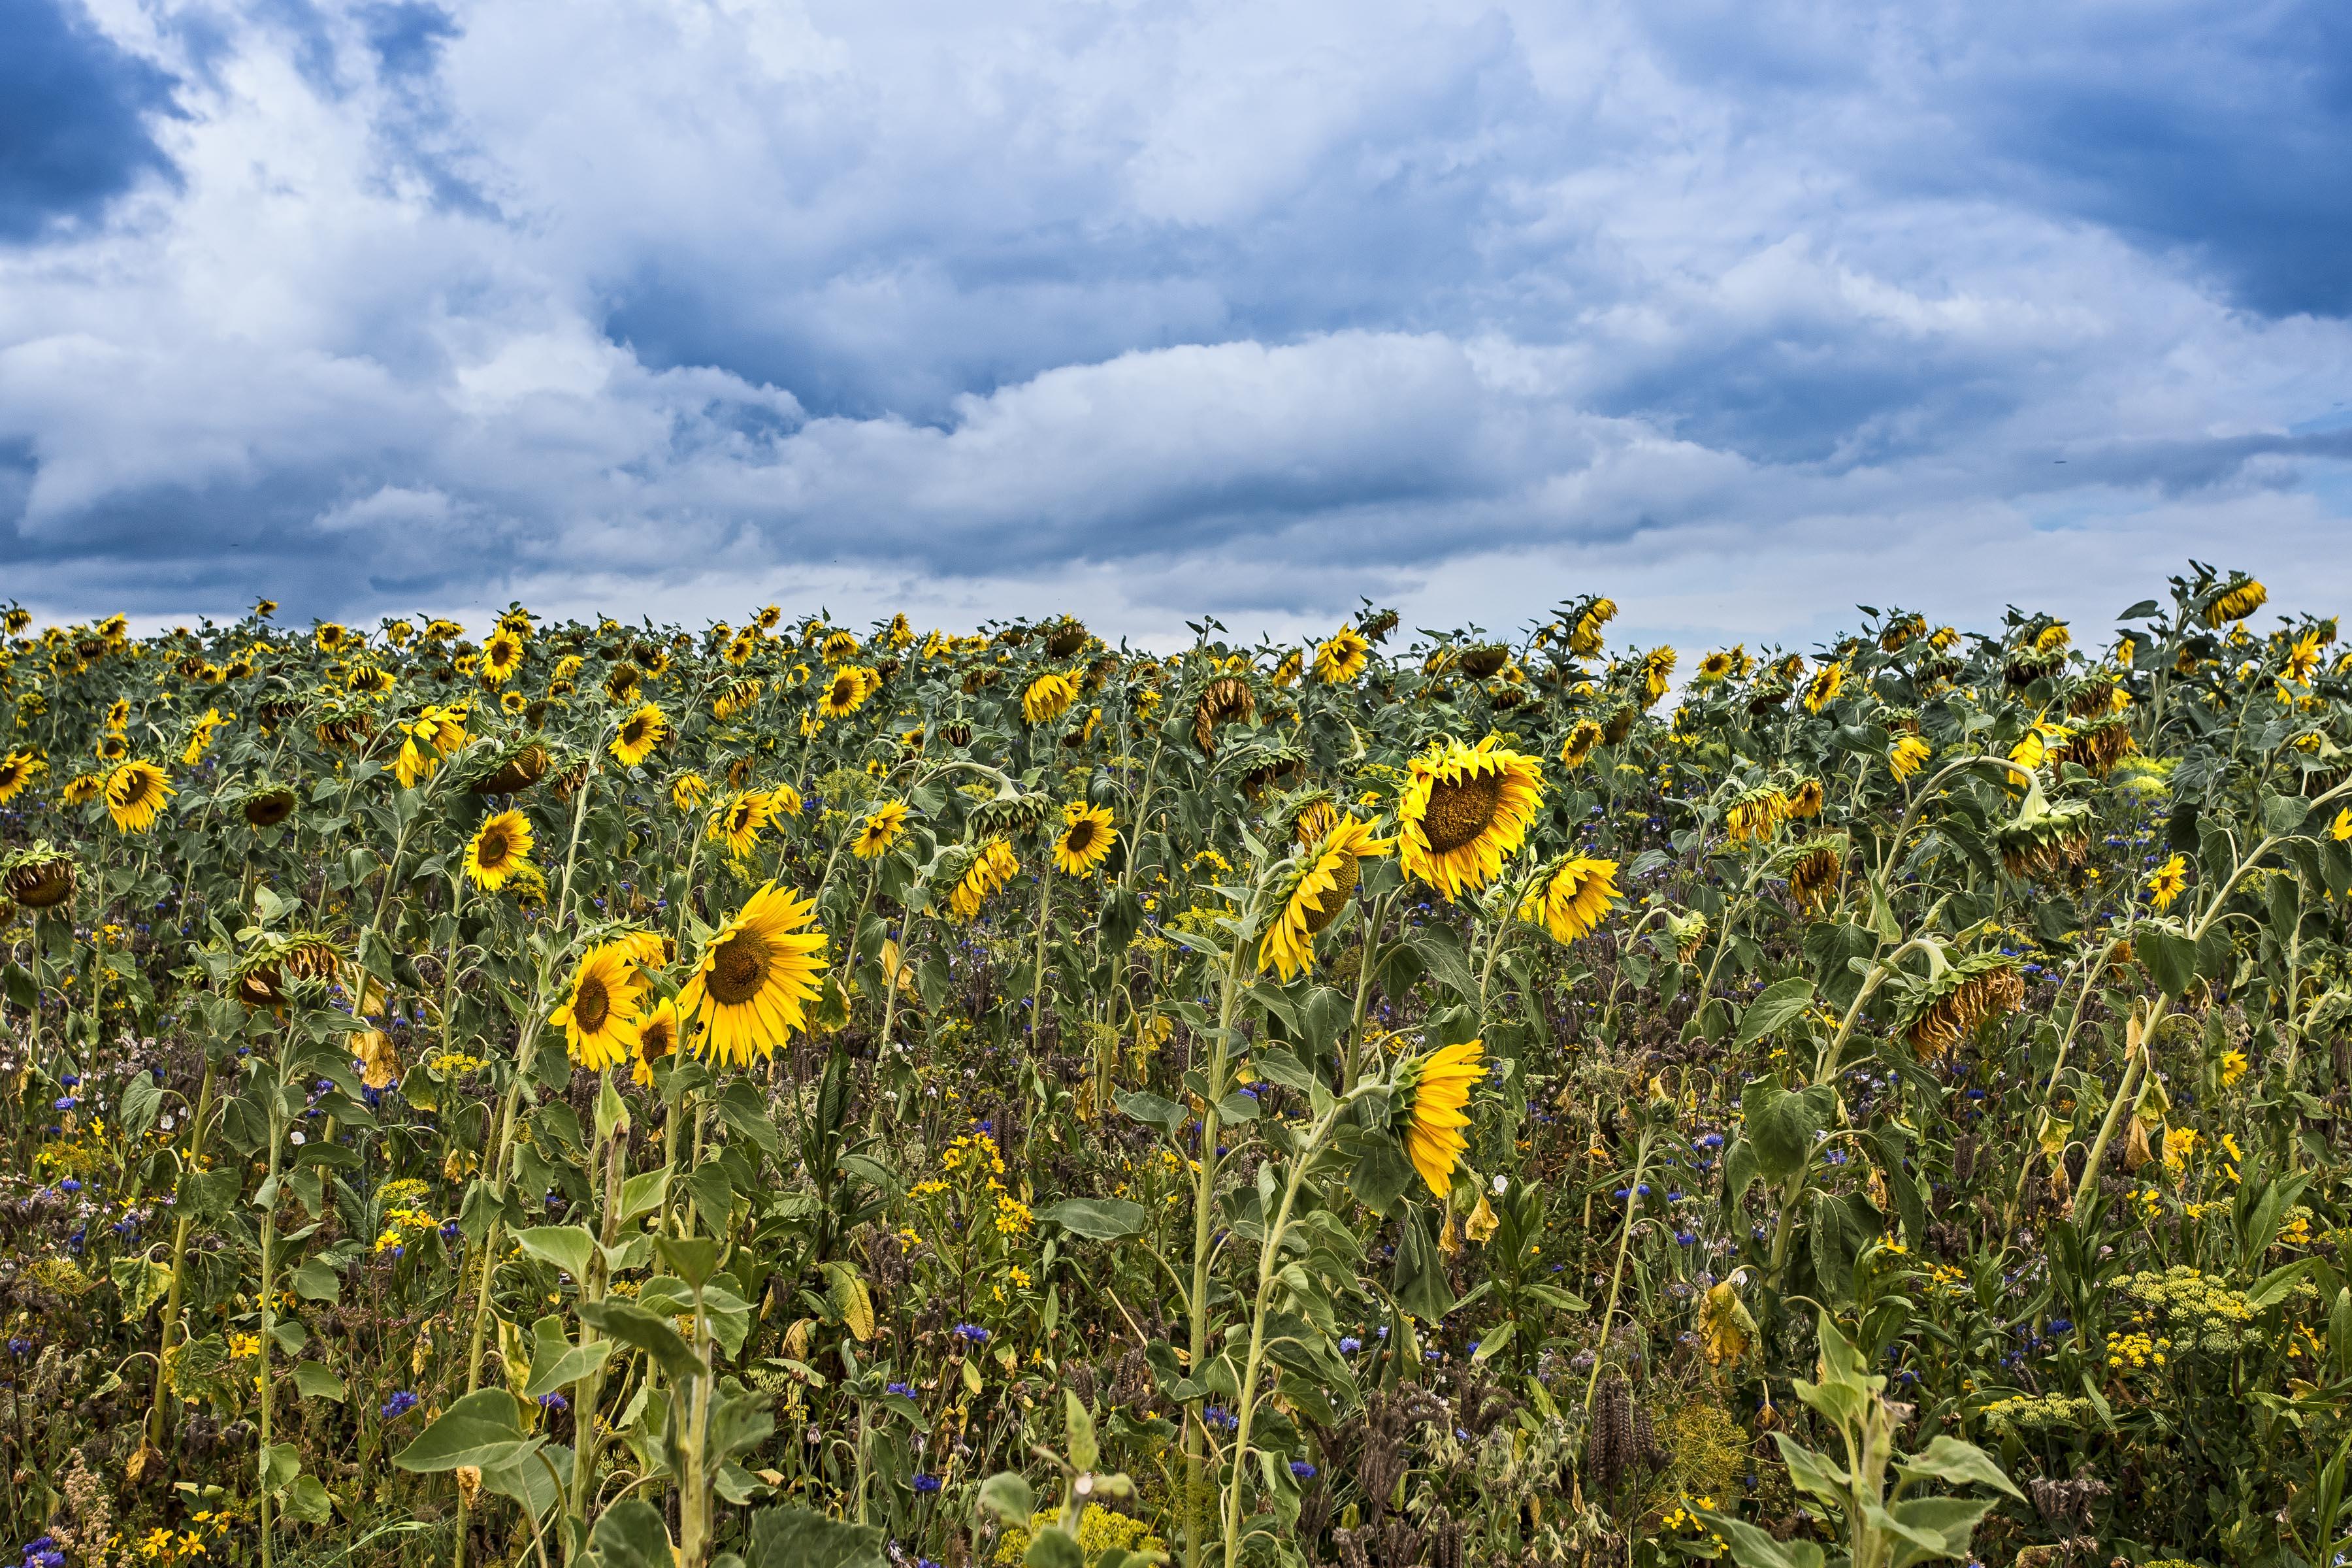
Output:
[{"xmin": 3, "ymin": 0, "xmax": 2348, "ymax": 650}]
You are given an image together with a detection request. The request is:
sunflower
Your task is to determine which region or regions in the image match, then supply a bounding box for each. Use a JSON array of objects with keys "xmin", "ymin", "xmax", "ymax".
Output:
[
  {"xmin": 2332, "ymin": 807, "xmax": 2352, "ymax": 843},
  {"xmin": 627, "ymin": 997, "xmax": 681, "ymax": 1088},
  {"xmin": 946, "ymin": 838, "xmax": 1020, "ymax": 921},
  {"xmin": 0, "ymin": 751, "xmax": 45, "ymax": 804},
  {"xmin": 1, "ymin": 845, "xmax": 74, "ymax": 909},
  {"xmin": 678, "ymin": 882, "xmax": 828, "ymax": 1068},
  {"xmin": 1785, "ymin": 778, "xmax": 1824, "ymax": 819},
  {"xmin": 854, "ymin": 800, "xmax": 911, "ymax": 860},
  {"xmin": 60, "ymin": 772, "xmax": 105, "ymax": 806},
  {"xmin": 2285, "ymin": 629, "xmax": 2323, "ymax": 685},
  {"xmin": 1888, "ymin": 736, "xmax": 1931, "ymax": 781},
  {"xmin": 242, "ymin": 785, "xmax": 297, "ymax": 829},
  {"xmin": 1394, "ymin": 1039, "xmax": 1484, "ymax": 1195},
  {"xmin": 1397, "ymin": 738, "xmax": 1543, "ymax": 900},
  {"xmin": 481, "ymin": 629, "xmax": 527, "ymax": 685},
  {"xmin": 1569, "ymin": 598, "xmax": 1616, "ymax": 656},
  {"xmin": 821, "ymin": 630, "xmax": 860, "ymax": 665},
  {"xmin": 1558, "ymin": 721, "xmax": 1603, "ymax": 769},
  {"xmin": 1269, "ymin": 648, "xmax": 1304, "ymax": 689},
  {"xmin": 1518, "ymin": 855, "xmax": 1619, "ymax": 944},
  {"xmin": 105, "ymin": 698, "xmax": 130, "ymax": 732},
  {"xmin": 1254, "ymin": 817, "xmax": 1386, "ymax": 979},
  {"xmin": 1723, "ymin": 784, "xmax": 1789, "ymax": 845},
  {"xmin": 610, "ymin": 703, "xmax": 669, "ymax": 768},
  {"xmin": 1022, "ymin": 670, "xmax": 1080, "ymax": 725},
  {"xmin": 2207, "ymin": 575, "xmax": 2267, "ymax": 626},
  {"xmin": 549, "ymin": 941, "xmax": 645, "ymax": 1072},
  {"xmin": 1313, "ymin": 626, "xmax": 1369, "ymax": 685},
  {"xmin": 1896, "ymin": 953, "xmax": 2025, "ymax": 1060},
  {"xmin": 1695, "ymin": 649, "xmax": 1737, "ymax": 684},
  {"xmin": 1801, "ymin": 663, "xmax": 1846, "ymax": 714},
  {"xmin": 821, "ymin": 667, "xmax": 875, "ymax": 719},
  {"xmin": 711, "ymin": 791, "xmax": 776, "ymax": 858},
  {"xmin": 103, "ymin": 760, "xmax": 172, "ymax": 833},
  {"xmin": 1639, "ymin": 647, "xmax": 1676, "ymax": 708},
  {"xmin": 1786, "ymin": 838, "xmax": 1845, "ymax": 907},
  {"xmin": 1039, "ymin": 802, "xmax": 1113, "ymax": 877},
  {"xmin": 465, "ymin": 809, "xmax": 534, "ymax": 891},
  {"xmin": 2146, "ymin": 853, "xmax": 2189, "ymax": 911}
]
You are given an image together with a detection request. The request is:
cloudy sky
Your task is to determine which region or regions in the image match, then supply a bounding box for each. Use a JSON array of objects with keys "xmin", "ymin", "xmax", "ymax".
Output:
[{"xmin": 4, "ymin": 0, "xmax": 2348, "ymax": 650}]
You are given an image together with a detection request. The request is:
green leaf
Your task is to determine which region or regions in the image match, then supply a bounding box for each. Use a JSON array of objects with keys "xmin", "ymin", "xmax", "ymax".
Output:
[
  {"xmin": 291, "ymin": 1259, "xmax": 341, "ymax": 1304},
  {"xmin": 1735, "ymin": 977, "xmax": 1817, "ymax": 1049},
  {"xmin": 514, "ymin": 1224, "xmax": 598, "ymax": 1280},
  {"xmin": 657, "ymin": 1235, "xmax": 722, "ymax": 1289},
  {"xmin": 1743, "ymin": 1078, "xmax": 1835, "ymax": 1186},
  {"xmin": 393, "ymin": 1389, "xmax": 527, "ymax": 1472},
  {"xmin": 1115, "ymin": 1090, "xmax": 1185, "ymax": 1135},
  {"xmin": 281, "ymin": 1473, "xmax": 335, "ymax": 1524},
  {"xmin": 617, "ymin": 1168, "xmax": 669, "ymax": 1227},
  {"xmin": 1693, "ymin": 1512, "xmax": 1827, "ymax": 1568},
  {"xmin": 578, "ymin": 1299, "xmax": 701, "ymax": 1382},
  {"xmin": 1026, "ymin": 1527, "xmax": 1084, "ymax": 1568},
  {"xmin": 1880, "ymin": 1495, "xmax": 1997, "ymax": 1567},
  {"xmin": 1249, "ymin": 1048, "xmax": 1320, "ymax": 1095},
  {"xmin": 1893, "ymin": 1435, "xmax": 2023, "ymax": 1501},
  {"xmin": 1064, "ymin": 1387, "xmax": 1100, "ymax": 1471},
  {"xmin": 2248, "ymin": 1254, "xmax": 2323, "ymax": 1313},
  {"xmin": 585, "ymin": 1499, "xmax": 675, "ymax": 1568},
  {"xmin": 2264, "ymin": 793, "xmax": 2311, "ymax": 836},
  {"xmin": 1037, "ymin": 1198, "xmax": 1148, "ymax": 1241},
  {"xmin": 1770, "ymin": 1431, "xmax": 1852, "ymax": 1504},
  {"xmin": 120, "ymin": 1073, "xmax": 165, "ymax": 1139},
  {"xmin": 2138, "ymin": 926, "xmax": 2198, "ymax": 997},
  {"xmin": 293, "ymin": 1362, "xmax": 346, "ymax": 1402},
  {"xmin": 973, "ymin": 1472, "xmax": 1036, "ymax": 1527},
  {"xmin": 522, "ymin": 1315, "xmax": 616, "ymax": 1398},
  {"xmin": 1348, "ymin": 1139, "xmax": 1414, "ymax": 1216}
]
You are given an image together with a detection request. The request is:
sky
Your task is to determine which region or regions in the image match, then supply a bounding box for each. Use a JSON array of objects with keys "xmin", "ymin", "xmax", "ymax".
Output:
[{"xmin": 3, "ymin": 0, "xmax": 2349, "ymax": 653}]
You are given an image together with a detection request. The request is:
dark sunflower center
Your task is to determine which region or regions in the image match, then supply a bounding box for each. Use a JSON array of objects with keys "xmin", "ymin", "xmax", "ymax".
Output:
[
  {"xmin": 640, "ymin": 1017, "xmax": 674, "ymax": 1059},
  {"xmin": 574, "ymin": 974, "xmax": 611, "ymax": 1034},
  {"xmin": 1420, "ymin": 770, "xmax": 1504, "ymax": 854},
  {"xmin": 1066, "ymin": 821, "xmax": 1100, "ymax": 855},
  {"xmin": 1302, "ymin": 851, "xmax": 1359, "ymax": 935},
  {"xmin": 708, "ymin": 932, "xmax": 772, "ymax": 1005},
  {"xmin": 479, "ymin": 826, "xmax": 514, "ymax": 869}
]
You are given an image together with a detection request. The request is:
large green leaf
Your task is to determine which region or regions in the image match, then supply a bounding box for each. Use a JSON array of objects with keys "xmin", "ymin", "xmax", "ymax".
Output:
[
  {"xmin": 1735, "ymin": 977, "xmax": 1817, "ymax": 1049},
  {"xmin": 747, "ymin": 1503, "xmax": 889, "ymax": 1568},
  {"xmin": 1037, "ymin": 1197, "xmax": 1147, "ymax": 1241},
  {"xmin": 393, "ymin": 1389, "xmax": 528, "ymax": 1472}
]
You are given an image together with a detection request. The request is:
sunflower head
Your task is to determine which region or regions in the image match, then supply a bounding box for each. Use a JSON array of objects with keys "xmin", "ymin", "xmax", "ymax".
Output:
[
  {"xmin": 1392, "ymin": 1039, "xmax": 1484, "ymax": 1195},
  {"xmin": 1517, "ymin": 855, "xmax": 1619, "ymax": 945},
  {"xmin": 678, "ymin": 883, "xmax": 828, "ymax": 1069},
  {"xmin": 1397, "ymin": 738, "xmax": 1544, "ymax": 901},
  {"xmin": 465, "ymin": 739, "xmax": 551, "ymax": 796},
  {"xmin": 1, "ymin": 843, "xmax": 75, "ymax": 910},
  {"xmin": 1895, "ymin": 951, "xmax": 2026, "ymax": 1060},
  {"xmin": 103, "ymin": 760, "xmax": 174, "ymax": 834},
  {"xmin": 1784, "ymin": 836, "xmax": 1846, "ymax": 909},
  {"xmin": 1723, "ymin": 784, "xmax": 1790, "ymax": 845},
  {"xmin": 0, "ymin": 750, "xmax": 48, "ymax": 804},
  {"xmin": 1053, "ymin": 802, "xmax": 1117, "ymax": 877},
  {"xmin": 1313, "ymin": 627, "xmax": 1370, "ymax": 685},
  {"xmin": 853, "ymin": 800, "xmax": 911, "ymax": 861},
  {"xmin": 1889, "ymin": 735, "xmax": 1932, "ymax": 781},
  {"xmin": 2206, "ymin": 574, "xmax": 2268, "ymax": 627},
  {"xmin": 633, "ymin": 997, "xmax": 683, "ymax": 1088},
  {"xmin": 466, "ymin": 809, "xmax": 536, "ymax": 891},
  {"xmin": 1192, "ymin": 676, "xmax": 1256, "ymax": 752},
  {"xmin": 1256, "ymin": 816, "xmax": 1389, "ymax": 979},
  {"xmin": 241, "ymin": 784, "xmax": 298, "ymax": 829},
  {"xmin": 970, "ymin": 789, "xmax": 1055, "ymax": 842},
  {"xmin": 1022, "ymin": 670, "xmax": 1081, "ymax": 726},
  {"xmin": 549, "ymin": 941, "xmax": 646, "ymax": 1072},
  {"xmin": 610, "ymin": 703, "xmax": 669, "ymax": 768},
  {"xmin": 1989, "ymin": 796, "xmax": 2093, "ymax": 880}
]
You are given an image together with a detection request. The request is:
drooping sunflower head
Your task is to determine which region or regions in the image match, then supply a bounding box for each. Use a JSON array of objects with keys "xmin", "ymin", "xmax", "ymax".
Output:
[
  {"xmin": 466, "ymin": 738, "xmax": 551, "ymax": 796},
  {"xmin": 1397, "ymin": 738, "xmax": 1544, "ymax": 900},
  {"xmin": 1785, "ymin": 777, "xmax": 1825, "ymax": 819},
  {"xmin": 1639, "ymin": 646, "xmax": 1677, "ymax": 708},
  {"xmin": 1784, "ymin": 836, "xmax": 1846, "ymax": 909},
  {"xmin": 1, "ymin": 843, "xmax": 75, "ymax": 910},
  {"xmin": 670, "ymin": 772, "xmax": 709, "ymax": 812},
  {"xmin": 1516, "ymin": 854, "xmax": 1620, "ymax": 945},
  {"xmin": 1191, "ymin": 676, "xmax": 1256, "ymax": 753},
  {"xmin": 853, "ymin": 800, "xmax": 911, "ymax": 861},
  {"xmin": 2206, "ymin": 574, "xmax": 2268, "ymax": 627},
  {"xmin": 1801, "ymin": 662, "xmax": 1846, "ymax": 715},
  {"xmin": 96, "ymin": 734, "xmax": 128, "ymax": 763},
  {"xmin": 60, "ymin": 771, "xmax": 106, "ymax": 807},
  {"xmin": 1313, "ymin": 626, "xmax": 1371, "ymax": 685},
  {"xmin": 1053, "ymin": 802, "xmax": 1117, "ymax": 877},
  {"xmin": 1878, "ymin": 612, "xmax": 1927, "ymax": 653},
  {"xmin": 103, "ymin": 760, "xmax": 173, "ymax": 834},
  {"xmin": 241, "ymin": 784, "xmax": 299, "ymax": 829},
  {"xmin": 104, "ymin": 698, "xmax": 131, "ymax": 732},
  {"xmin": 710, "ymin": 789, "xmax": 776, "ymax": 858},
  {"xmin": 1989, "ymin": 796, "xmax": 2093, "ymax": 880},
  {"xmin": 822, "ymin": 630, "xmax": 861, "ymax": 666},
  {"xmin": 2055, "ymin": 713, "xmax": 2137, "ymax": 777},
  {"xmin": 1257, "ymin": 815, "xmax": 1389, "ymax": 979},
  {"xmin": 1392, "ymin": 1039, "xmax": 1484, "ymax": 1196},
  {"xmin": 1559, "ymin": 720, "xmax": 1604, "ymax": 770},
  {"xmin": 1888, "ymin": 735, "xmax": 1931, "ymax": 781},
  {"xmin": 604, "ymin": 662, "xmax": 643, "ymax": 704},
  {"xmin": 466, "ymin": 809, "xmax": 535, "ymax": 891},
  {"xmin": 0, "ymin": 750, "xmax": 46, "ymax": 804},
  {"xmin": 1269, "ymin": 648, "xmax": 1305, "ymax": 689},
  {"xmin": 610, "ymin": 703, "xmax": 669, "ymax": 768},
  {"xmin": 1022, "ymin": 669, "xmax": 1081, "ymax": 726},
  {"xmin": 678, "ymin": 883, "xmax": 828, "ymax": 1069},
  {"xmin": 943, "ymin": 838, "xmax": 1020, "ymax": 921},
  {"xmin": 550, "ymin": 941, "xmax": 646, "ymax": 1073},
  {"xmin": 1896, "ymin": 951, "xmax": 2026, "ymax": 1060},
  {"xmin": 969, "ymin": 789, "xmax": 1054, "ymax": 843},
  {"xmin": 1723, "ymin": 784, "xmax": 1790, "ymax": 845}
]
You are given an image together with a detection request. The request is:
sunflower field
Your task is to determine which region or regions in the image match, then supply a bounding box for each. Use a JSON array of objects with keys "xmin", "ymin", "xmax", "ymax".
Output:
[{"xmin": 3, "ymin": 564, "xmax": 2351, "ymax": 1568}]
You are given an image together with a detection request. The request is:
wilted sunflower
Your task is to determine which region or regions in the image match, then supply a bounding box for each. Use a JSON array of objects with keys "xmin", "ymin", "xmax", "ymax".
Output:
[
  {"xmin": 1021, "ymin": 670, "xmax": 1080, "ymax": 726},
  {"xmin": 465, "ymin": 809, "xmax": 534, "ymax": 891},
  {"xmin": 1558, "ymin": 721, "xmax": 1603, "ymax": 769},
  {"xmin": 0, "ymin": 751, "xmax": 45, "ymax": 804},
  {"xmin": 481, "ymin": 629, "xmax": 527, "ymax": 685},
  {"xmin": 1258, "ymin": 816, "xmax": 1388, "ymax": 979},
  {"xmin": 2146, "ymin": 853, "xmax": 2188, "ymax": 911},
  {"xmin": 678, "ymin": 882, "xmax": 828, "ymax": 1068},
  {"xmin": 181, "ymin": 708, "xmax": 228, "ymax": 766},
  {"xmin": 242, "ymin": 785, "xmax": 298, "ymax": 829},
  {"xmin": 1785, "ymin": 838, "xmax": 1845, "ymax": 908},
  {"xmin": 2055, "ymin": 714, "xmax": 2136, "ymax": 776},
  {"xmin": 821, "ymin": 630, "xmax": 860, "ymax": 665},
  {"xmin": 1, "ymin": 844, "xmax": 74, "ymax": 909},
  {"xmin": 1897, "ymin": 952, "xmax": 2025, "ymax": 1060},
  {"xmin": 1053, "ymin": 802, "xmax": 1117, "ymax": 876},
  {"xmin": 233, "ymin": 931, "xmax": 344, "ymax": 1009},
  {"xmin": 60, "ymin": 772, "xmax": 105, "ymax": 807},
  {"xmin": 1393, "ymin": 1039, "xmax": 1484, "ymax": 1194},
  {"xmin": 1888, "ymin": 736, "xmax": 1931, "ymax": 781},
  {"xmin": 2206, "ymin": 574, "xmax": 2268, "ymax": 625},
  {"xmin": 853, "ymin": 800, "xmax": 911, "ymax": 861},
  {"xmin": 671, "ymin": 772, "xmax": 709, "ymax": 811},
  {"xmin": 1569, "ymin": 598, "xmax": 1616, "ymax": 657},
  {"xmin": 1397, "ymin": 738, "xmax": 1544, "ymax": 900},
  {"xmin": 1639, "ymin": 647, "xmax": 1676, "ymax": 708},
  {"xmin": 821, "ymin": 667, "xmax": 875, "ymax": 719},
  {"xmin": 1785, "ymin": 777, "xmax": 1825, "ymax": 819},
  {"xmin": 1989, "ymin": 796, "xmax": 2093, "ymax": 879},
  {"xmin": 711, "ymin": 791, "xmax": 777, "ymax": 858},
  {"xmin": 1723, "ymin": 785, "xmax": 1789, "ymax": 845},
  {"xmin": 550, "ymin": 941, "xmax": 646, "ymax": 1072},
  {"xmin": 632, "ymin": 996, "xmax": 683, "ymax": 1088},
  {"xmin": 1269, "ymin": 648, "xmax": 1304, "ymax": 689},
  {"xmin": 604, "ymin": 662, "xmax": 643, "ymax": 705},
  {"xmin": 1313, "ymin": 625, "xmax": 1370, "ymax": 685},
  {"xmin": 610, "ymin": 703, "xmax": 669, "ymax": 768},
  {"xmin": 1801, "ymin": 663, "xmax": 1846, "ymax": 714},
  {"xmin": 945, "ymin": 838, "xmax": 1020, "ymax": 921},
  {"xmin": 1518, "ymin": 855, "xmax": 1619, "ymax": 944},
  {"xmin": 1192, "ymin": 676, "xmax": 1256, "ymax": 753},
  {"xmin": 103, "ymin": 760, "xmax": 172, "ymax": 833}
]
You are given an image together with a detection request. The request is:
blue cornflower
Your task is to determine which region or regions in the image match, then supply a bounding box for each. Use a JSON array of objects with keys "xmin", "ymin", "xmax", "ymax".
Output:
[
  {"xmin": 1289, "ymin": 1460, "xmax": 1317, "ymax": 1480},
  {"xmin": 913, "ymin": 1474, "xmax": 942, "ymax": 1494},
  {"xmin": 539, "ymin": 1392, "xmax": 570, "ymax": 1411},
  {"xmin": 381, "ymin": 1390, "xmax": 420, "ymax": 1420}
]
